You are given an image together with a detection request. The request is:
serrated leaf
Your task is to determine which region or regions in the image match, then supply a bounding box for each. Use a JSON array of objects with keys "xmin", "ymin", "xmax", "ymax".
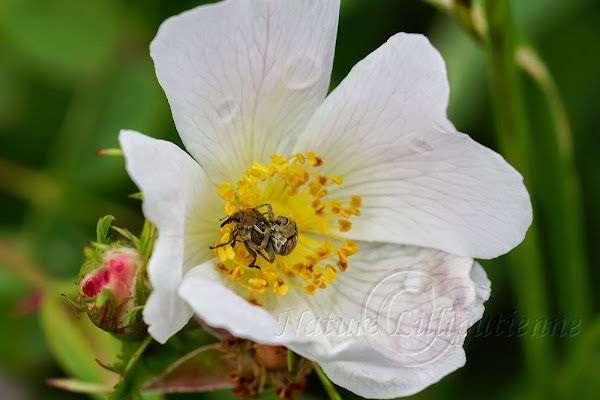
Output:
[{"xmin": 97, "ymin": 215, "xmax": 115, "ymax": 245}]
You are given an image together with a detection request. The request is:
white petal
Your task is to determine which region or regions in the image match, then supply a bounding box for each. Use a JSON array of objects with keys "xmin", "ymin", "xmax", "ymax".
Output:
[
  {"xmin": 293, "ymin": 33, "xmax": 532, "ymax": 259},
  {"xmin": 119, "ymin": 130, "xmax": 222, "ymax": 343},
  {"xmin": 179, "ymin": 243, "xmax": 489, "ymax": 398},
  {"xmin": 151, "ymin": 0, "xmax": 340, "ymax": 184}
]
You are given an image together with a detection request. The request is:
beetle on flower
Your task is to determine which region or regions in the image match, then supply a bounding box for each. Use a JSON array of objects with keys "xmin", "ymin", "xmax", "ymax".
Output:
[{"xmin": 119, "ymin": 0, "xmax": 532, "ymax": 398}]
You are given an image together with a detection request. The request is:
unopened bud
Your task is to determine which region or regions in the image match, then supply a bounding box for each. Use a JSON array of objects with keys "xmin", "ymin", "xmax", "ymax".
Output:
[{"xmin": 66, "ymin": 216, "xmax": 155, "ymax": 340}]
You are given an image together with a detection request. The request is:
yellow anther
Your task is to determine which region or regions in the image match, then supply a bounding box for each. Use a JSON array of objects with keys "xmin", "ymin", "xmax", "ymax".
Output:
[
  {"xmin": 349, "ymin": 207, "xmax": 361, "ymax": 216},
  {"xmin": 303, "ymin": 282, "xmax": 317, "ymax": 295},
  {"xmin": 273, "ymin": 280, "xmax": 289, "ymax": 296},
  {"xmin": 252, "ymin": 162, "xmax": 269, "ymax": 173},
  {"xmin": 246, "ymin": 297, "xmax": 262, "ymax": 307},
  {"xmin": 230, "ymin": 265, "xmax": 243, "ymax": 281},
  {"xmin": 270, "ymin": 154, "xmax": 286, "ymax": 163},
  {"xmin": 317, "ymin": 175, "xmax": 328, "ymax": 186},
  {"xmin": 217, "ymin": 263, "xmax": 228, "ymax": 273},
  {"xmin": 213, "ymin": 152, "xmax": 360, "ymax": 297},
  {"xmin": 225, "ymin": 245, "xmax": 236, "ymax": 260},
  {"xmin": 249, "ymin": 278, "xmax": 267, "ymax": 288},
  {"xmin": 217, "ymin": 247, "xmax": 228, "ymax": 262},
  {"xmin": 248, "ymin": 286, "xmax": 266, "ymax": 294},
  {"xmin": 350, "ymin": 195, "xmax": 362, "ymax": 208},
  {"xmin": 338, "ymin": 220, "xmax": 352, "ymax": 232},
  {"xmin": 322, "ymin": 265, "xmax": 336, "ymax": 284},
  {"xmin": 340, "ymin": 208, "xmax": 352, "ymax": 218},
  {"xmin": 330, "ymin": 175, "xmax": 343, "ymax": 185}
]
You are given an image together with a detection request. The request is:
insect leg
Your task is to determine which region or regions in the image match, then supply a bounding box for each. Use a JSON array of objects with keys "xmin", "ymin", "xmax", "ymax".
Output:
[
  {"xmin": 209, "ymin": 230, "xmax": 238, "ymax": 249},
  {"xmin": 253, "ymin": 203, "xmax": 274, "ymax": 222},
  {"xmin": 267, "ymin": 241, "xmax": 276, "ymax": 263},
  {"xmin": 244, "ymin": 242, "xmax": 260, "ymax": 269}
]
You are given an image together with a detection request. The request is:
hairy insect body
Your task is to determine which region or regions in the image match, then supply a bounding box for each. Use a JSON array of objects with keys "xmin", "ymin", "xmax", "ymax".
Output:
[
  {"xmin": 210, "ymin": 204, "xmax": 298, "ymax": 269},
  {"xmin": 271, "ymin": 216, "xmax": 298, "ymax": 256}
]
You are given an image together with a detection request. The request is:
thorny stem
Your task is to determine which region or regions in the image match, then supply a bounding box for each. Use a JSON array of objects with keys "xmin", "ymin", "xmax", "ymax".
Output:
[{"xmin": 312, "ymin": 362, "xmax": 342, "ymax": 400}]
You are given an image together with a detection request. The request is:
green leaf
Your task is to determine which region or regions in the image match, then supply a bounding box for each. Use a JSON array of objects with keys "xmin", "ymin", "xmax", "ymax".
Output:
[
  {"xmin": 40, "ymin": 280, "xmax": 121, "ymax": 400},
  {"xmin": 144, "ymin": 343, "xmax": 233, "ymax": 394},
  {"xmin": 46, "ymin": 378, "xmax": 112, "ymax": 394},
  {"xmin": 96, "ymin": 215, "xmax": 115, "ymax": 245}
]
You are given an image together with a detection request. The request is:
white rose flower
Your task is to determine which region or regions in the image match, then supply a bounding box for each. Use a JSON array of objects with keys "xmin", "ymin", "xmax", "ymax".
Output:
[{"xmin": 119, "ymin": 0, "xmax": 531, "ymax": 397}]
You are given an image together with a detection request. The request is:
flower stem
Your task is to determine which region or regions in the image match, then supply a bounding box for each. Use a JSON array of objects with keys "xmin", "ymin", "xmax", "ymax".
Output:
[
  {"xmin": 312, "ymin": 362, "xmax": 342, "ymax": 400},
  {"xmin": 482, "ymin": 0, "xmax": 554, "ymax": 393},
  {"xmin": 123, "ymin": 335, "xmax": 153, "ymax": 375}
]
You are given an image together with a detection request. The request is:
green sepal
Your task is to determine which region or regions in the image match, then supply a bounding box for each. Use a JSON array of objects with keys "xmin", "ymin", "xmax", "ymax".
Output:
[
  {"xmin": 83, "ymin": 246, "xmax": 102, "ymax": 265},
  {"xmin": 115, "ymin": 305, "xmax": 147, "ymax": 342},
  {"xmin": 87, "ymin": 288, "xmax": 119, "ymax": 333},
  {"xmin": 97, "ymin": 215, "xmax": 115, "ymax": 245},
  {"xmin": 128, "ymin": 192, "xmax": 143, "ymax": 200},
  {"xmin": 138, "ymin": 219, "xmax": 157, "ymax": 260},
  {"xmin": 62, "ymin": 293, "xmax": 87, "ymax": 313},
  {"xmin": 111, "ymin": 226, "xmax": 141, "ymax": 248}
]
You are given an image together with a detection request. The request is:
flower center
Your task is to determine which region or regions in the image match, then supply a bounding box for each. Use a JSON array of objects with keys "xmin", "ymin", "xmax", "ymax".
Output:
[{"xmin": 212, "ymin": 153, "xmax": 360, "ymax": 302}]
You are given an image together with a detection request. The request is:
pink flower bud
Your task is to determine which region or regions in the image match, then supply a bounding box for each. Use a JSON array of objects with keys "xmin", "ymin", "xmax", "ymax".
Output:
[{"xmin": 77, "ymin": 247, "xmax": 150, "ymax": 340}]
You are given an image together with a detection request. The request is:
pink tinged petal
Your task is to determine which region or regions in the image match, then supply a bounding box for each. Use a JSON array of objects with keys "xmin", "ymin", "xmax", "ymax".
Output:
[
  {"xmin": 293, "ymin": 33, "xmax": 532, "ymax": 259},
  {"xmin": 150, "ymin": 0, "xmax": 340, "ymax": 184},
  {"xmin": 179, "ymin": 243, "xmax": 489, "ymax": 398},
  {"xmin": 119, "ymin": 130, "xmax": 222, "ymax": 343}
]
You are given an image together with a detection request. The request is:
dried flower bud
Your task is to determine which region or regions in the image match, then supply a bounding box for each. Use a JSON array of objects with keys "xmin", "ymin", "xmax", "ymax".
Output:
[{"xmin": 221, "ymin": 337, "xmax": 312, "ymax": 400}]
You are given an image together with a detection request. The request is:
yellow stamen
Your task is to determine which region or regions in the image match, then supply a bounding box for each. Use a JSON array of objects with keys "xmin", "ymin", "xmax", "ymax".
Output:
[{"xmin": 211, "ymin": 153, "xmax": 361, "ymax": 298}]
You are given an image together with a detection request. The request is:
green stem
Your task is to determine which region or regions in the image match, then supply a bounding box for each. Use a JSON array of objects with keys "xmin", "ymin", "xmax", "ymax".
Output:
[
  {"xmin": 515, "ymin": 45, "xmax": 590, "ymax": 323},
  {"xmin": 312, "ymin": 362, "xmax": 342, "ymax": 400},
  {"xmin": 482, "ymin": 0, "xmax": 554, "ymax": 395},
  {"xmin": 124, "ymin": 335, "xmax": 153, "ymax": 375},
  {"xmin": 424, "ymin": 0, "xmax": 591, "ymax": 325}
]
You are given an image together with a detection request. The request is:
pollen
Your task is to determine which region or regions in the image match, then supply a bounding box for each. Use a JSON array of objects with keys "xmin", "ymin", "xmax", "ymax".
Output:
[{"xmin": 211, "ymin": 153, "xmax": 361, "ymax": 298}]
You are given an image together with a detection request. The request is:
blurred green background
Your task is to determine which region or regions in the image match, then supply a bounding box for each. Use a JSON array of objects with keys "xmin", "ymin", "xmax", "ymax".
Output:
[{"xmin": 0, "ymin": 0, "xmax": 598, "ymax": 399}]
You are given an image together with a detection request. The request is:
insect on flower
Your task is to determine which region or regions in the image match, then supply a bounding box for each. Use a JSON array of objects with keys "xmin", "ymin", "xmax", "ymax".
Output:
[{"xmin": 210, "ymin": 204, "xmax": 298, "ymax": 269}]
